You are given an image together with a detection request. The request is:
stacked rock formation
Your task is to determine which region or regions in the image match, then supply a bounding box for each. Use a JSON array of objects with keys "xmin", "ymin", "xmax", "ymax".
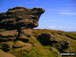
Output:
[{"xmin": 0, "ymin": 7, "xmax": 45, "ymax": 52}]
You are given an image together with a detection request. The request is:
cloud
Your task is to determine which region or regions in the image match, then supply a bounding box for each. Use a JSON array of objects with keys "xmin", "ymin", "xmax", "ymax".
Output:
[
  {"xmin": 48, "ymin": 26, "xmax": 56, "ymax": 29},
  {"xmin": 58, "ymin": 10, "xmax": 76, "ymax": 15},
  {"xmin": 59, "ymin": 12, "xmax": 76, "ymax": 15},
  {"xmin": 46, "ymin": 9, "xmax": 76, "ymax": 15},
  {"xmin": 48, "ymin": 26, "xmax": 72, "ymax": 31}
]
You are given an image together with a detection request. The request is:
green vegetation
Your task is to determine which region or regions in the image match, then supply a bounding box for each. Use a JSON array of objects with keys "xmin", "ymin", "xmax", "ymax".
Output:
[
  {"xmin": 65, "ymin": 32, "xmax": 76, "ymax": 40},
  {"xmin": 32, "ymin": 29, "xmax": 76, "ymax": 56},
  {"xmin": 25, "ymin": 36, "xmax": 60, "ymax": 57},
  {"xmin": 9, "ymin": 29, "xmax": 76, "ymax": 57}
]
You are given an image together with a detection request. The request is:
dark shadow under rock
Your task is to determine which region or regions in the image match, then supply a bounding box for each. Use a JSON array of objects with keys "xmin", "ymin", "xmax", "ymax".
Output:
[{"xmin": 37, "ymin": 33, "xmax": 57, "ymax": 46}]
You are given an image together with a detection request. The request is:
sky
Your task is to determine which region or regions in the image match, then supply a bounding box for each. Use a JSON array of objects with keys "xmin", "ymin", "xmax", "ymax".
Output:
[{"xmin": 0, "ymin": 0, "xmax": 76, "ymax": 31}]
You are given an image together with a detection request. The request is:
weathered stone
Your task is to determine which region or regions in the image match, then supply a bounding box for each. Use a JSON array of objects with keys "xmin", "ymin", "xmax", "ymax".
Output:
[
  {"xmin": 37, "ymin": 33, "xmax": 57, "ymax": 45},
  {"xmin": 60, "ymin": 40, "xmax": 70, "ymax": 51},
  {"xmin": 0, "ymin": 30, "xmax": 18, "ymax": 42},
  {"xmin": 1, "ymin": 41, "xmax": 14, "ymax": 52},
  {"xmin": 0, "ymin": 7, "xmax": 45, "ymax": 29},
  {"xmin": 54, "ymin": 40, "xmax": 70, "ymax": 52},
  {"xmin": 18, "ymin": 28, "xmax": 32, "ymax": 42},
  {"xmin": 13, "ymin": 40, "xmax": 26, "ymax": 48},
  {"xmin": 0, "ymin": 7, "xmax": 45, "ymax": 52}
]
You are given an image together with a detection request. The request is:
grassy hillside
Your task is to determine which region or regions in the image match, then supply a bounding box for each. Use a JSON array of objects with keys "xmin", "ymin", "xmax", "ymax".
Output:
[
  {"xmin": 32, "ymin": 29, "xmax": 76, "ymax": 57},
  {"xmin": 25, "ymin": 35, "xmax": 60, "ymax": 57},
  {"xmin": 10, "ymin": 29, "xmax": 76, "ymax": 57}
]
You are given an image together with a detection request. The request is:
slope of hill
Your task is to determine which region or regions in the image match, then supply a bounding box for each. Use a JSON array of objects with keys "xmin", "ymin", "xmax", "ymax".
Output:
[
  {"xmin": 9, "ymin": 29, "xmax": 76, "ymax": 57},
  {"xmin": 0, "ymin": 7, "xmax": 76, "ymax": 57}
]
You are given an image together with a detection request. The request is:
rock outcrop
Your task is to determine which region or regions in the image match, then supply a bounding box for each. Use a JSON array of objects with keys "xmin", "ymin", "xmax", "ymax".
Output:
[
  {"xmin": 37, "ymin": 33, "xmax": 70, "ymax": 52},
  {"xmin": 37, "ymin": 33, "xmax": 57, "ymax": 45},
  {"xmin": 0, "ymin": 7, "xmax": 45, "ymax": 53},
  {"xmin": 58, "ymin": 40, "xmax": 70, "ymax": 52}
]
